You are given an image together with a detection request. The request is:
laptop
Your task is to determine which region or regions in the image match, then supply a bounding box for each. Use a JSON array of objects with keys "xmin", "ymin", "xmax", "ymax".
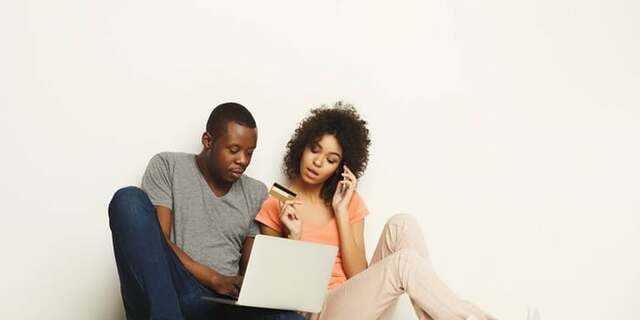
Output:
[{"xmin": 202, "ymin": 234, "xmax": 337, "ymax": 313}]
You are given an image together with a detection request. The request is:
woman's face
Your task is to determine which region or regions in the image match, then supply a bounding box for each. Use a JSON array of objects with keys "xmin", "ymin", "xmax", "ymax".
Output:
[{"xmin": 299, "ymin": 134, "xmax": 343, "ymax": 186}]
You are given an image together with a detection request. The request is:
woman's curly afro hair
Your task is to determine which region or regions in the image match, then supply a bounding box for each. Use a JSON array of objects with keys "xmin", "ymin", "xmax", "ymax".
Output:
[{"xmin": 283, "ymin": 101, "xmax": 371, "ymax": 205}]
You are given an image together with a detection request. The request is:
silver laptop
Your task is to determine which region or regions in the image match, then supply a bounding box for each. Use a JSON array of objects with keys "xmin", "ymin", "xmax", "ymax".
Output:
[{"xmin": 202, "ymin": 235, "xmax": 337, "ymax": 313}]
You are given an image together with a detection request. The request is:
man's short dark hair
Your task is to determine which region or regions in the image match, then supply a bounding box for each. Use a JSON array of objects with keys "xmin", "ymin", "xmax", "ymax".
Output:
[{"xmin": 206, "ymin": 102, "xmax": 257, "ymax": 137}]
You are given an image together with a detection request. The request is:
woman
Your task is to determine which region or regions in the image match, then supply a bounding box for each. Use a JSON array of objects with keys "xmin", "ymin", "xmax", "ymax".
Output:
[{"xmin": 256, "ymin": 103, "xmax": 495, "ymax": 320}]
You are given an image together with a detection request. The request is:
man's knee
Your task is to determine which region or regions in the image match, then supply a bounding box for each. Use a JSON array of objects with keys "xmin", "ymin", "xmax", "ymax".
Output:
[{"xmin": 108, "ymin": 186, "xmax": 155, "ymax": 230}]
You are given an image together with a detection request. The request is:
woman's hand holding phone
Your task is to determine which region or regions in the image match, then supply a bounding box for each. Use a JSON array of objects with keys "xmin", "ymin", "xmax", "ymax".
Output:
[{"xmin": 332, "ymin": 165, "xmax": 357, "ymax": 219}]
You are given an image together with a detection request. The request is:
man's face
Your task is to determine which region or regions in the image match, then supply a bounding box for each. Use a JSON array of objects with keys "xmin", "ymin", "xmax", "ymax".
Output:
[{"xmin": 203, "ymin": 121, "xmax": 257, "ymax": 185}]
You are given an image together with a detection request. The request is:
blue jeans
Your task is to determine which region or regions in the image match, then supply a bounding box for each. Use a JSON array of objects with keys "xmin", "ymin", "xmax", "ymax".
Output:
[{"xmin": 108, "ymin": 186, "xmax": 303, "ymax": 320}]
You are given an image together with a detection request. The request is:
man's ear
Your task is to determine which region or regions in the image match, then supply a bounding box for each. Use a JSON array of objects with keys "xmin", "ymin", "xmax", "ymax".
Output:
[{"xmin": 202, "ymin": 132, "xmax": 213, "ymax": 149}]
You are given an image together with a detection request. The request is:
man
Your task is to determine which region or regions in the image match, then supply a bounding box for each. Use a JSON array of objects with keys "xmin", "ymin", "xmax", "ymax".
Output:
[{"xmin": 108, "ymin": 103, "xmax": 302, "ymax": 320}]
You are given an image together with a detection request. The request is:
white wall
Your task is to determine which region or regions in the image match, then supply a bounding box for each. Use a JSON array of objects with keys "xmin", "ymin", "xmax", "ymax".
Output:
[{"xmin": 2, "ymin": 0, "xmax": 639, "ymax": 319}]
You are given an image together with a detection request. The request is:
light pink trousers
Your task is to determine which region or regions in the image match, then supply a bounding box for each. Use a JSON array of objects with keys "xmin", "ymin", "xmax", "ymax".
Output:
[{"xmin": 311, "ymin": 214, "xmax": 495, "ymax": 320}]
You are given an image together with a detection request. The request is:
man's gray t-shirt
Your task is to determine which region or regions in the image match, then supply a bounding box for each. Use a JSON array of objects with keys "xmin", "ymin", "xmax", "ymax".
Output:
[{"xmin": 141, "ymin": 152, "xmax": 267, "ymax": 276}]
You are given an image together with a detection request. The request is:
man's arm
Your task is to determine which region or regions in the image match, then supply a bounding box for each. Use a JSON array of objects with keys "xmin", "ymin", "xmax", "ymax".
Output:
[
  {"xmin": 239, "ymin": 236, "xmax": 255, "ymax": 276},
  {"xmin": 155, "ymin": 206, "xmax": 242, "ymax": 297}
]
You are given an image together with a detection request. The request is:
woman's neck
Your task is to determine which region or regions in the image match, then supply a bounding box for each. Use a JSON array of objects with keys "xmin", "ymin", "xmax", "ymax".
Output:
[{"xmin": 290, "ymin": 178, "xmax": 324, "ymax": 203}]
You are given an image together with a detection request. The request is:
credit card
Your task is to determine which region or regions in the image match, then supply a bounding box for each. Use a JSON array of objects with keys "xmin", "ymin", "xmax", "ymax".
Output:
[{"xmin": 269, "ymin": 182, "xmax": 297, "ymax": 202}]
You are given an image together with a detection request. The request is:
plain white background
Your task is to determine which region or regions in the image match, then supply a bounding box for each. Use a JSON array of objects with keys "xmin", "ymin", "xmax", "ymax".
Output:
[{"xmin": 2, "ymin": 0, "xmax": 639, "ymax": 319}]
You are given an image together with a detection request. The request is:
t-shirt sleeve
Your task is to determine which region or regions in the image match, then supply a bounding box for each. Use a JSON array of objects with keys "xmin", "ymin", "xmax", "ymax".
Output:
[
  {"xmin": 255, "ymin": 196, "xmax": 282, "ymax": 234},
  {"xmin": 140, "ymin": 154, "xmax": 173, "ymax": 209},
  {"xmin": 248, "ymin": 220, "xmax": 261, "ymax": 237},
  {"xmin": 348, "ymin": 192, "xmax": 369, "ymax": 224}
]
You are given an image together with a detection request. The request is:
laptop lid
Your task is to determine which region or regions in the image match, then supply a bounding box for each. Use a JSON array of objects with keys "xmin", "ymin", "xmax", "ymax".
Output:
[{"xmin": 237, "ymin": 235, "xmax": 337, "ymax": 313}]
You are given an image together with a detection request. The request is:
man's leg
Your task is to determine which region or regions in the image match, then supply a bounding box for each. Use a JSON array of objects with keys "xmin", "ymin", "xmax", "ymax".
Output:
[
  {"xmin": 109, "ymin": 186, "xmax": 219, "ymax": 320},
  {"xmin": 221, "ymin": 305, "xmax": 304, "ymax": 320}
]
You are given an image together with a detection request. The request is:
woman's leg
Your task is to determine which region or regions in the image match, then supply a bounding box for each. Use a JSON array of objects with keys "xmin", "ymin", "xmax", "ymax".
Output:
[
  {"xmin": 368, "ymin": 213, "xmax": 433, "ymax": 319},
  {"xmin": 370, "ymin": 214, "xmax": 493, "ymax": 320},
  {"xmin": 317, "ymin": 214, "xmax": 492, "ymax": 320},
  {"xmin": 318, "ymin": 248, "xmax": 477, "ymax": 320}
]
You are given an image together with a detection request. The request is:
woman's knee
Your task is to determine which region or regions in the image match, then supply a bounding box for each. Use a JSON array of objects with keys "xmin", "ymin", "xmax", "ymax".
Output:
[
  {"xmin": 387, "ymin": 249, "xmax": 424, "ymax": 279},
  {"xmin": 386, "ymin": 213, "xmax": 417, "ymax": 226},
  {"xmin": 393, "ymin": 248, "xmax": 421, "ymax": 262}
]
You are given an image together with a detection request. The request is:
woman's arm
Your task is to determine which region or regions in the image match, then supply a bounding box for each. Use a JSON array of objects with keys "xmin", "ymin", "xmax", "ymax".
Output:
[
  {"xmin": 335, "ymin": 214, "xmax": 368, "ymax": 278},
  {"xmin": 260, "ymin": 224, "xmax": 283, "ymax": 237},
  {"xmin": 266, "ymin": 200, "xmax": 302, "ymax": 239},
  {"xmin": 260, "ymin": 219, "xmax": 301, "ymax": 239},
  {"xmin": 332, "ymin": 165, "xmax": 368, "ymax": 278}
]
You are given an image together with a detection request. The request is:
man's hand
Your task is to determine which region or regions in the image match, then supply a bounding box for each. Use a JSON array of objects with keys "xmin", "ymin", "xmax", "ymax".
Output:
[{"xmin": 210, "ymin": 274, "xmax": 243, "ymax": 298}]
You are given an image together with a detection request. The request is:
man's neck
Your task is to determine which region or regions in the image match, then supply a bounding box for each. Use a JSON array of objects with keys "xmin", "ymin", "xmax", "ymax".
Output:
[{"xmin": 195, "ymin": 154, "xmax": 232, "ymax": 197}]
